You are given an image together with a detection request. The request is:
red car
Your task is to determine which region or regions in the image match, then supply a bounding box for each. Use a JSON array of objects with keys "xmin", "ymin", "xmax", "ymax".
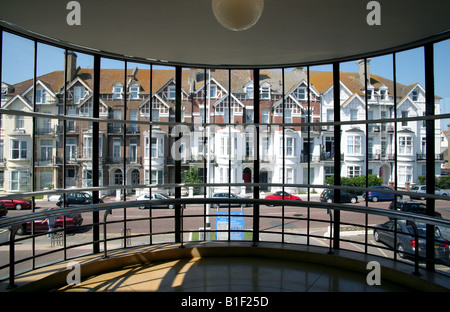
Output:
[
  {"xmin": 15, "ymin": 213, "xmax": 83, "ymax": 235},
  {"xmin": 265, "ymin": 191, "xmax": 302, "ymax": 204},
  {"xmin": 0, "ymin": 198, "xmax": 32, "ymax": 210}
]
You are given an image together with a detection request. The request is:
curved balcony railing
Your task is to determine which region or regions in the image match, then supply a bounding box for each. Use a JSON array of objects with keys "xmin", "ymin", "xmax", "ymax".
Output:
[{"xmin": 0, "ymin": 184, "xmax": 449, "ymax": 289}]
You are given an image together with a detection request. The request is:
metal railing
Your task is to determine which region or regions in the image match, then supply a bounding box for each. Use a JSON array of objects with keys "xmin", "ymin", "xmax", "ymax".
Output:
[{"xmin": 0, "ymin": 187, "xmax": 449, "ymax": 289}]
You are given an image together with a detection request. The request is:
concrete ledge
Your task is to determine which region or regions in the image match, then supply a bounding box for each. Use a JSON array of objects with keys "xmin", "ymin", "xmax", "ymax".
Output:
[{"xmin": 3, "ymin": 241, "xmax": 449, "ymax": 292}]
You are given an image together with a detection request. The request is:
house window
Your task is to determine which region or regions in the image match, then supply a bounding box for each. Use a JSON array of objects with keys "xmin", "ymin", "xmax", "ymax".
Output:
[
  {"xmin": 74, "ymin": 86, "xmax": 84, "ymax": 104},
  {"xmin": 347, "ymin": 135, "xmax": 361, "ymax": 154},
  {"xmin": 412, "ymin": 90, "xmax": 418, "ymax": 101},
  {"xmin": 10, "ymin": 170, "xmax": 30, "ymax": 191},
  {"xmin": 129, "ymin": 110, "xmax": 138, "ymax": 132},
  {"xmin": 113, "ymin": 86, "xmax": 123, "ymax": 99},
  {"xmin": 324, "ymin": 166, "xmax": 334, "ymax": 180},
  {"xmin": 398, "ymin": 165, "xmax": 413, "ymax": 184},
  {"xmin": 260, "ymin": 86, "xmax": 270, "ymax": 99},
  {"xmin": 168, "ymin": 86, "xmax": 176, "ymax": 100},
  {"xmin": 113, "ymin": 138, "xmax": 121, "ymax": 161},
  {"xmin": 296, "ymin": 88, "xmax": 306, "ymax": 100},
  {"xmin": 380, "ymin": 89, "xmax": 387, "ymax": 100},
  {"xmin": 208, "ymin": 85, "xmax": 217, "ymax": 99},
  {"xmin": 399, "ymin": 136, "xmax": 413, "ymax": 154},
  {"xmin": 129, "ymin": 86, "xmax": 139, "ymax": 99},
  {"xmin": 246, "ymin": 86, "xmax": 254, "ymax": 99},
  {"xmin": 151, "ymin": 170, "xmax": 163, "ymax": 184},
  {"xmin": 284, "ymin": 109, "xmax": 292, "ymax": 124},
  {"xmin": 40, "ymin": 139, "xmax": 53, "ymax": 161},
  {"xmin": 401, "ymin": 111, "xmax": 408, "ymax": 126},
  {"xmin": 348, "ymin": 166, "xmax": 361, "ymax": 177},
  {"xmin": 350, "ymin": 109, "xmax": 358, "ymax": 121},
  {"xmin": 245, "ymin": 135, "xmax": 253, "ymax": 157},
  {"xmin": 66, "ymin": 138, "xmax": 77, "ymax": 160},
  {"xmin": 262, "ymin": 110, "xmax": 269, "ymax": 124},
  {"xmin": 83, "ymin": 135, "xmax": 93, "ymax": 158},
  {"xmin": 11, "ymin": 140, "xmax": 28, "ymax": 159},
  {"xmin": 36, "ymin": 89, "xmax": 46, "ymax": 104},
  {"xmin": 281, "ymin": 137, "xmax": 295, "ymax": 157},
  {"xmin": 15, "ymin": 115, "xmax": 24, "ymax": 129},
  {"xmin": 129, "ymin": 138, "xmax": 137, "ymax": 162},
  {"xmin": 151, "ymin": 137, "xmax": 164, "ymax": 158}
]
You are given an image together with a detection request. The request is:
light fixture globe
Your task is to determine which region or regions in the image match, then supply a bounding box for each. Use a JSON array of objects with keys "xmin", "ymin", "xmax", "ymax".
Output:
[{"xmin": 212, "ymin": 0, "xmax": 264, "ymax": 31}]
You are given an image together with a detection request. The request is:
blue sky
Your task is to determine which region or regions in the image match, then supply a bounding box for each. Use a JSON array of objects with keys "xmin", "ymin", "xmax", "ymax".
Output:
[{"xmin": 2, "ymin": 31, "xmax": 449, "ymax": 118}]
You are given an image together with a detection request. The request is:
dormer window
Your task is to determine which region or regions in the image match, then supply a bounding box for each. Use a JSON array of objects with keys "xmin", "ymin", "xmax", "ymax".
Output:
[
  {"xmin": 113, "ymin": 84, "xmax": 123, "ymax": 99},
  {"xmin": 260, "ymin": 86, "xmax": 270, "ymax": 99},
  {"xmin": 129, "ymin": 86, "xmax": 140, "ymax": 99},
  {"xmin": 379, "ymin": 89, "xmax": 387, "ymax": 100},
  {"xmin": 366, "ymin": 85, "xmax": 374, "ymax": 100}
]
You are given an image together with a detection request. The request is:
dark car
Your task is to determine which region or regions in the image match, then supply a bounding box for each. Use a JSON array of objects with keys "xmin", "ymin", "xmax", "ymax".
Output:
[
  {"xmin": 0, "ymin": 202, "xmax": 7, "ymax": 217},
  {"xmin": 15, "ymin": 212, "xmax": 83, "ymax": 235},
  {"xmin": 136, "ymin": 193, "xmax": 174, "ymax": 209},
  {"xmin": 373, "ymin": 220, "xmax": 449, "ymax": 260},
  {"xmin": 212, "ymin": 193, "xmax": 249, "ymax": 208},
  {"xmin": 0, "ymin": 198, "xmax": 32, "ymax": 210},
  {"xmin": 388, "ymin": 200, "xmax": 442, "ymax": 218},
  {"xmin": 363, "ymin": 186, "xmax": 402, "ymax": 202},
  {"xmin": 56, "ymin": 192, "xmax": 102, "ymax": 207},
  {"xmin": 320, "ymin": 189, "xmax": 358, "ymax": 204}
]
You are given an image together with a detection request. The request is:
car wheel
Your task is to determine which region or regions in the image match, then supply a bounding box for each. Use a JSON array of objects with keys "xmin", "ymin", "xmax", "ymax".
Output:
[
  {"xmin": 168, "ymin": 204, "xmax": 174, "ymax": 209},
  {"xmin": 373, "ymin": 230, "xmax": 380, "ymax": 242},
  {"xmin": 15, "ymin": 204, "xmax": 23, "ymax": 210},
  {"xmin": 16, "ymin": 225, "xmax": 26, "ymax": 235},
  {"xmin": 326, "ymin": 198, "xmax": 333, "ymax": 203},
  {"xmin": 372, "ymin": 196, "xmax": 378, "ymax": 202},
  {"xmin": 350, "ymin": 197, "xmax": 357, "ymax": 204},
  {"xmin": 397, "ymin": 244, "xmax": 406, "ymax": 259}
]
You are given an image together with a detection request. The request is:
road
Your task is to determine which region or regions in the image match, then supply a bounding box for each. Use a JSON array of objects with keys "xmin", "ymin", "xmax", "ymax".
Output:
[{"xmin": 1, "ymin": 194, "xmax": 449, "ymax": 278}]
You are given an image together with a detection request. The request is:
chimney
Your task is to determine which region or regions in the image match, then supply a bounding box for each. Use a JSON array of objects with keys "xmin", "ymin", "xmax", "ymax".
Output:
[
  {"xmin": 357, "ymin": 58, "xmax": 371, "ymax": 85},
  {"xmin": 66, "ymin": 51, "xmax": 78, "ymax": 82},
  {"xmin": 189, "ymin": 68, "xmax": 198, "ymax": 92}
]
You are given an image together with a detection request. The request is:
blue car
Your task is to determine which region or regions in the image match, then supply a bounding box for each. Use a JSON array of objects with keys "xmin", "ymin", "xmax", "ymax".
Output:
[{"xmin": 363, "ymin": 186, "xmax": 402, "ymax": 202}]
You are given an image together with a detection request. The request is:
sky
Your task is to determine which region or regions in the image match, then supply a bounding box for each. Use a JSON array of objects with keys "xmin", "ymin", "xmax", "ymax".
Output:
[{"xmin": 2, "ymin": 31, "xmax": 449, "ymax": 120}]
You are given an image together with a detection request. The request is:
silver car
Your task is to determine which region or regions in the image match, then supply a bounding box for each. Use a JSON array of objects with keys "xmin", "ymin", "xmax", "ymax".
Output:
[
  {"xmin": 410, "ymin": 185, "xmax": 449, "ymax": 200},
  {"xmin": 136, "ymin": 193, "xmax": 174, "ymax": 209}
]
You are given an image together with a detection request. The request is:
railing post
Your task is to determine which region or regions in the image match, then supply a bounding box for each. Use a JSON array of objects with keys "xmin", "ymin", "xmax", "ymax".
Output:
[
  {"xmin": 102, "ymin": 209, "xmax": 112, "ymax": 259},
  {"xmin": 7, "ymin": 225, "xmax": 20, "ymax": 289}
]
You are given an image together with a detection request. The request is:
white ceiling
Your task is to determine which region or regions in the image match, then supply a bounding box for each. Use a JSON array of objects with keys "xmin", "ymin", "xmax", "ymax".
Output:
[{"xmin": 1, "ymin": 0, "xmax": 449, "ymax": 68}]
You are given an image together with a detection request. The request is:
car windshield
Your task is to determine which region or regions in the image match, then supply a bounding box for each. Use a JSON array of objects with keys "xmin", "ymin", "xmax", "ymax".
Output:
[{"xmin": 155, "ymin": 194, "xmax": 169, "ymax": 199}]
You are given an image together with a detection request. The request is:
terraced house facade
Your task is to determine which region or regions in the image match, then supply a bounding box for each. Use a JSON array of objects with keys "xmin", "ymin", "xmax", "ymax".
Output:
[{"xmin": 0, "ymin": 54, "xmax": 444, "ymax": 195}]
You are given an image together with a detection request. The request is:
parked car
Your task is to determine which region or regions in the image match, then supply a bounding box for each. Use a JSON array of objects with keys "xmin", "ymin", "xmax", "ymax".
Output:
[
  {"xmin": 0, "ymin": 202, "xmax": 7, "ymax": 217},
  {"xmin": 265, "ymin": 191, "xmax": 301, "ymax": 206},
  {"xmin": 320, "ymin": 189, "xmax": 358, "ymax": 204},
  {"xmin": 388, "ymin": 200, "xmax": 442, "ymax": 218},
  {"xmin": 363, "ymin": 186, "xmax": 402, "ymax": 202},
  {"xmin": 211, "ymin": 193, "xmax": 249, "ymax": 208},
  {"xmin": 0, "ymin": 198, "xmax": 32, "ymax": 210},
  {"xmin": 136, "ymin": 193, "xmax": 174, "ymax": 209},
  {"xmin": 410, "ymin": 185, "xmax": 449, "ymax": 200},
  {"xmin": 56, "ymin": 192, "xmax": 102, "ymax": 207},
  {"xmin": 15, "ymin": 212, "xmax": 83, "ymax": 235},
  {"xmin": 373, "ymin": 220, "xmax": 449, "ymax": 260}
]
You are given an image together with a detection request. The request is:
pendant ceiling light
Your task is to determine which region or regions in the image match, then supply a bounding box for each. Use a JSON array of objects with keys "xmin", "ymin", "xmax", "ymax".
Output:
[{"xmin": 212, "ymin": 0, "xmax": 264, "ymax": 31}]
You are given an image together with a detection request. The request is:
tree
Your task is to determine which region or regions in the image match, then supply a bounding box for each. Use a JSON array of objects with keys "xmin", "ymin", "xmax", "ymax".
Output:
[{"xmin": 183, "ymin": 166, "xmax": 203, "ymax": 195}]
